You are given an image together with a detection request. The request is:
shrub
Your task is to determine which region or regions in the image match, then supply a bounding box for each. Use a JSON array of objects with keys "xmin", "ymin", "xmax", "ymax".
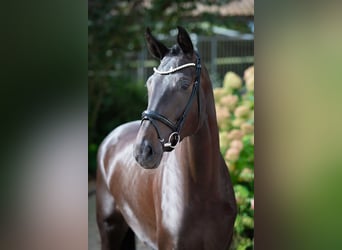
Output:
[
  {"xmin": 88, "ymin": 79, "xmax": 148, "ymax": 174},
  {"xmin": 214, "ymin": 66, "xmax": 254, "ymax": 249}
]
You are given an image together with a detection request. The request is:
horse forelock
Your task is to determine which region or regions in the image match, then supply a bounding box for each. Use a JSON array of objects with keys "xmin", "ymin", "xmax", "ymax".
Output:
[
  {"xmin": 157, "ymin": 45, "xmax": 196, "ymax": 73},
  {"xmin": 170, "ymin": 44, "xmax": 181, "ymax": 56}
]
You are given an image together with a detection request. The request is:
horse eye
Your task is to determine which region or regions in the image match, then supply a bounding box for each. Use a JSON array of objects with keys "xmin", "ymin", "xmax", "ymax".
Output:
[{"xmin": 179, "ymin": 79, "xmax": 190, "ymax": 90}]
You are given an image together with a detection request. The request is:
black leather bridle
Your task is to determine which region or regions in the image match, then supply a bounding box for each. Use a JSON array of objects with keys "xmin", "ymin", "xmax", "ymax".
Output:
[{"xmin": 141, "ymin": 52, "xmax": 202, "ymax": 151}]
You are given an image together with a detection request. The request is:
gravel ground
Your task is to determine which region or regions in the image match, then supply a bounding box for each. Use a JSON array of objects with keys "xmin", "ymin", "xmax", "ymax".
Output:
[{"xmin": 88, "ymin": 181, "xmax": 153, "ymax": 250}]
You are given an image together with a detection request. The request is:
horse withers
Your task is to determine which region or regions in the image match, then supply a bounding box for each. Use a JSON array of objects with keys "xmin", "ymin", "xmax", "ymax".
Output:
[{"xmin": 96, "ymin": 26, "xmax": 237, "ymax": 250}]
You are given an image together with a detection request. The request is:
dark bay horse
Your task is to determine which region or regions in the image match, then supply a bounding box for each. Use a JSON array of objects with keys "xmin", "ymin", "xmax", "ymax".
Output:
[{"xmin": 96, "ymin": 27, "xmax": 237, "ymax": 250}]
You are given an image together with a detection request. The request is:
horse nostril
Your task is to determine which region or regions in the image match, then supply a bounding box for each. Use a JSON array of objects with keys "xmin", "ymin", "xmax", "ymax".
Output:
[{"xmin": 143, "ymin": 143, "xmax": 153, "ymax": 158}]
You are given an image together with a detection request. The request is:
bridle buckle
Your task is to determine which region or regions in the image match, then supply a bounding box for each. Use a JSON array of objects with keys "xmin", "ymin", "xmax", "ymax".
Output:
[{"xmin": 164, "ymin": 132, "xmax": 180, "ymax": 149}]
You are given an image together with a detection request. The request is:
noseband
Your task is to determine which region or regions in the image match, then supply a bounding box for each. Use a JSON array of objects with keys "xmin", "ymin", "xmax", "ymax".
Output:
[{"xmin": 141, "ymin": 52, "xmax": 202, "ymax": 151}]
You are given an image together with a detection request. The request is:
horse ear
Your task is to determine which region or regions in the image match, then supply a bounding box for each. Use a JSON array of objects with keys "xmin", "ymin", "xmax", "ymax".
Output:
[
  {"xmin": 177, "ymin": 26, "xmax": 194, "ymax": 54},
  {"xmin": 145, "ymin": 27, "xmax": 169, "ymax": 60}
]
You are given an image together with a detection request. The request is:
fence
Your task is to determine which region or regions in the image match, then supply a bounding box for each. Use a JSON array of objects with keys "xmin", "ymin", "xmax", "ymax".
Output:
[{"xmin": 130, "ymin": 35, "xmax": 254, "ymax": 87}]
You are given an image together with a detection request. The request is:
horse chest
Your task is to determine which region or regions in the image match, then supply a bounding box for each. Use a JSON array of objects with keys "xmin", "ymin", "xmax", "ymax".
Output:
[{"xmin": 159, "ymin": 161, "xmax": 186, "ymax": 236}]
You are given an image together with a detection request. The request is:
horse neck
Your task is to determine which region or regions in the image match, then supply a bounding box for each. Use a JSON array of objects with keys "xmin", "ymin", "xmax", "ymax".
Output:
[{"xmin": 180, "ymin": 69, "xmax": 222, "ymax": 186}]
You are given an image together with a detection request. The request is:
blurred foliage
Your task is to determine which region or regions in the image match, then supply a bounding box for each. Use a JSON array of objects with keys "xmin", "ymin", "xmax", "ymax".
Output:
[
  {"xmin": 214, "ymin": 66, "xmax": 254, "ymax": 249},
  {"xmin": 88, "ymin": 0, "xmax": 250, "ymax": 79},
  {"xmin": 88, "ymin": 76, "xmax": 147, "ymax": 173}
]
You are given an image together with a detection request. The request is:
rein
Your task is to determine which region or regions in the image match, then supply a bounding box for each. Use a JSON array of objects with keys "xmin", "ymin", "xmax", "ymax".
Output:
[{"xmin": 141, "ymin": 52, "xmax": 202, "ymax": 151}]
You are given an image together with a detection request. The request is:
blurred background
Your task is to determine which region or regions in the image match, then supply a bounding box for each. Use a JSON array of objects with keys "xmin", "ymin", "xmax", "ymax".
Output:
[{"xmin": 88, "ymin": 0, "xmax": 254, "ymax": 249}]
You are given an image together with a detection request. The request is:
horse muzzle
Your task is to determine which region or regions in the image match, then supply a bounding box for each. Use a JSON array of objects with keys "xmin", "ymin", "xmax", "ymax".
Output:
[{"xmin": 133, "ymin": 139, "xmax": 162, "ymax": 169}]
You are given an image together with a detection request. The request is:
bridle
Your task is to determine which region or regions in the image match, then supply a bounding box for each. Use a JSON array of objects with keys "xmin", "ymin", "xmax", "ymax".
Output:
[
  {"xmin": 141, "ymin": 52, "xmax": 202, "ymax": 151},
  {"xmin": 141, "ymin": 52, "xmax": 201, "ymax": 151}
]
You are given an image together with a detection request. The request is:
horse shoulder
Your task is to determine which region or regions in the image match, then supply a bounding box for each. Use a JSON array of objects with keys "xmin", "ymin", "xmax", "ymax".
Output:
[{"xmin": 97, "ymin": 121, "xmax": 140, "ymax": 188}]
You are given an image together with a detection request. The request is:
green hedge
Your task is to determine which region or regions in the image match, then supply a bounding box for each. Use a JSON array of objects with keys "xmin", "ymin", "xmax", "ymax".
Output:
[
  {"xmin": 89, "ymin": 79, "xmax": 147, "ymax": 174},
  {"xmin": 214, "ymin": 66, "xmax": 254, "ymax": 250}
]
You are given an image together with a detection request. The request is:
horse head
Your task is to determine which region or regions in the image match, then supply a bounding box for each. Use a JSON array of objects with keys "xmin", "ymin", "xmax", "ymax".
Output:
[{"xmin": 134, "ymin": 26, "xmax": 205, "ymax": 169}]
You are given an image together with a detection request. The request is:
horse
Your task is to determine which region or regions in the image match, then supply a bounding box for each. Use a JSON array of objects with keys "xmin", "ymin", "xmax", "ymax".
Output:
[{"xmin": 96, "ymin": 26, "xmax": 237, "ymax": 250}]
